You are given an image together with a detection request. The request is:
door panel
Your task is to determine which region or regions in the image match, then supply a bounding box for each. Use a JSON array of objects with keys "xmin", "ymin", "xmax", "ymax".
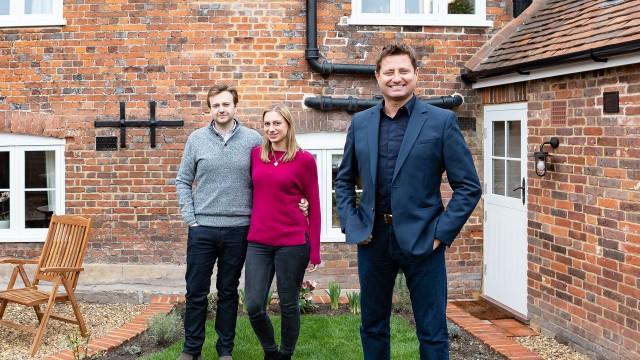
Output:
[{"xmin": 483, "ymin": 103, "xmax": 528, "ymax": 317}]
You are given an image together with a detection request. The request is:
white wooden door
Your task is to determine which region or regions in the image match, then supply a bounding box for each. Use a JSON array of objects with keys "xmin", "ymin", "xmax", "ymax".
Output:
[{"xmin": 483, "ymin": 103, "xmax": 528, "ymax": 317}]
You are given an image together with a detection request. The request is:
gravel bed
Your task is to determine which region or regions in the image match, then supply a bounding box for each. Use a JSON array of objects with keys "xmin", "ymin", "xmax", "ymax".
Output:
[
  {"xmin": 0, "ymin": 302, "xmax": 145, "ymax": 360},
  {"xmin": 515, "ymin": 334, "xmax": 591, "ymax": 360}
]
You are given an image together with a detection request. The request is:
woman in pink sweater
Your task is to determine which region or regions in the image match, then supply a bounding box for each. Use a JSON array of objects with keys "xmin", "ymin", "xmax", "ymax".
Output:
[{"xmin": 245, "ymin": 104, "xmax": 321, "ymax": 360}]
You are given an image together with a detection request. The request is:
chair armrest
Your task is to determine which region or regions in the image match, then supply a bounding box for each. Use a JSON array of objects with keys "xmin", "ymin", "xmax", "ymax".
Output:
[
  {"xmin": 0, "ymin": 258, "xmax": 40, "ymax": 265},
  {"xmin": 40, "ymin": 267, "xmax": 84, "ymax": 273}
]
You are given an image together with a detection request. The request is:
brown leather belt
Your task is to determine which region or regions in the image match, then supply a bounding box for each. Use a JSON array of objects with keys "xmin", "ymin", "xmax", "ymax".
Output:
[{"xmin": 376, "ymin": 213, "xmax": 393, "ymax": 224}]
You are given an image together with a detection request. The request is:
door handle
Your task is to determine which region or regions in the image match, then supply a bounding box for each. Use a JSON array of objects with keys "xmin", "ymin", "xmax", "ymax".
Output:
[{"xmin": 511, "ymin": 178, "xmax": 525, "ymax": 205}]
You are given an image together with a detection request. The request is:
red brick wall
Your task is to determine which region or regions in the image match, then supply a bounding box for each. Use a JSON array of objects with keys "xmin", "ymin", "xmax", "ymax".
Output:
[
  {"xmin": 525, "ymin": 65, "xmax": 640, "ymax": 359},
  {"xmin": 0, "ymin": 1, "xmax": 511, "ymax": 296}
]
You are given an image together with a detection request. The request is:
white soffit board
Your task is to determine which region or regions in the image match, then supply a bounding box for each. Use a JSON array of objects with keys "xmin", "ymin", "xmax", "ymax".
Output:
[{"xmin": 472, "ymin": 52, "xmax": 640, "ymax": 89}]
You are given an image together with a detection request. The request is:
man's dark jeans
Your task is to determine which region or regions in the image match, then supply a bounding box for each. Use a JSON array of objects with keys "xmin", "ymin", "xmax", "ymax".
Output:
[
  {"xmin": 244, "ymin": 241, "xmax": 310, "ymax": 356},
  {"xmin": 183, "ymin": 225, "xmax": 249, "ymax": 358},
  {"xmin": 358, "ymin": 221, "xmax": 449, "ymax": 360}
]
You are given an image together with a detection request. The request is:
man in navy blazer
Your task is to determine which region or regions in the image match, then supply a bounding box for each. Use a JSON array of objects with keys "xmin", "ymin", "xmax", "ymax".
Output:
[{"xmin": 335, "ymin": 44, "xmax": 481, "ymax": 359}]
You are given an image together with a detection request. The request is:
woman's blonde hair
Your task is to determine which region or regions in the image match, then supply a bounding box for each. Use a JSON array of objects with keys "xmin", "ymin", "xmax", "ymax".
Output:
[{"xmin": 260, "ymin": 104, "xmax": 300, "ymax": 163}]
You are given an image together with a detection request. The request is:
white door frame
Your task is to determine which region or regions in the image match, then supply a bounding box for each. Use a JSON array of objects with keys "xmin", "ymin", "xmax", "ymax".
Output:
[{"xmin": 482, "ymin": 102, "xmax": 528, "ymax": 318}]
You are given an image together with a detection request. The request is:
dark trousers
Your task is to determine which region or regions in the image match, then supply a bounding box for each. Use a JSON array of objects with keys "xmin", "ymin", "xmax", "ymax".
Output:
[
  {"xmin": 183, "ymin": 225, "xmax": 249, "ymax": 357},
  {"xmin": 358, "ymin": 221, "xmax": 449, "ymax": 360},
  {"xmin": 244, "ymin": 241, "xmax": 310, "ymax": 356}
]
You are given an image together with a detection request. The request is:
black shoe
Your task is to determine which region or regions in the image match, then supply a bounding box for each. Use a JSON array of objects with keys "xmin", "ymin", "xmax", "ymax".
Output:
[
  {"xmin": 279, "ymin": 353, "xmax": 292, "ymax": 360},
  {"xmin": 264, "ymin": 350, "xmax": 280, "ymax": 360}
]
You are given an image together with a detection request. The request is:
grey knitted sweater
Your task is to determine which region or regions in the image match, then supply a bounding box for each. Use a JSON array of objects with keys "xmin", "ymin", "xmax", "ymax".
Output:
[{"xmin": 176, "ymin": 122, "xmax": 262, "ymax": 227}]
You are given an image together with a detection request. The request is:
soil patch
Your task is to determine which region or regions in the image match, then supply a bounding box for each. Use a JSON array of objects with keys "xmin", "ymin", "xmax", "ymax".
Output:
[{"xmin": 97, "ymin": 302, "xmax": 506, "ymax": 360}]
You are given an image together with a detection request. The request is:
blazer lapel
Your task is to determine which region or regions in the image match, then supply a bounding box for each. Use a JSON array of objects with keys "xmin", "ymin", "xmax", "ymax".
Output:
[
  {"xmin": 392, "ymin": 100, "xmax": 429, "ymax": 182},
  {"xmin": 368, "ymin": 105, "xmax": 381, "ymax": 186}
]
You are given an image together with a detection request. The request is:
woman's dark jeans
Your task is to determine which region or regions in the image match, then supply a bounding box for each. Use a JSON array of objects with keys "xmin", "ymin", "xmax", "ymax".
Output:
[
  {"xmin": 183, "ymin": 225, "xmax": 249, "ymax": 358},
  {"xmin": 245, "ymin": 241, "xmax": 310, "ymax": 356}
]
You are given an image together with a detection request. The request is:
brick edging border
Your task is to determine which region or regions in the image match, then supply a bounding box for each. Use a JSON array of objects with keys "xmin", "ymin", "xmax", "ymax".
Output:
[
  {"xmin": 45, "ymin": 298, "xmax": 542, "ymax": 360},
  {"xmin": 446, "ymin": 304, "xmax": 543, "ymax": 360},
  {"xmin": 45, "ymin": 295, "xmax": 183, "ymax": 360}
]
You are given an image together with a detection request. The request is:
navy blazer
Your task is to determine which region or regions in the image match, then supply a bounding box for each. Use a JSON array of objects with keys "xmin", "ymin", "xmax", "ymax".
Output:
[{"xmin": 335, "ymin": 99, "xmax": 482, "ymax": 257}]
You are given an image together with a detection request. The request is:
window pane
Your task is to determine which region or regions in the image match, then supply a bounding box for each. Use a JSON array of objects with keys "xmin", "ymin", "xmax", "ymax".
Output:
[
  {"xmin": 0, "ymin": 151, "xmax": 8, "ymax": 188},
  {"xmin": 25, "ymin": 150, "xmax": 55, "ymax": 189},
  {"xmin": 363, "ymin": 0, "xmax": 389, "ymax": 13},
  {"xmin": 332, "ymin": 154, "xmax": 342, "ymax": 228},
  {"xmin": 507, "ymin": 121, "xmax": 521, "ymax": 158},
  {"xmin": 331, "ymin": 154, "xmax": 361, "ymax": 228},
  {"xmin": 492, "ymin": 159, "xmax": 505, "ymax": 196},
  {"xmin": 25, "ymin": 190, "xmax": 54, "ymax": 228},
  {"xmin": 25, "ymin": 0, "xmax": 53, "ymax": 14},
  {"xmin": 0, "ymin": 0, "xmax": 9, "ymax": 15},
  {"xmin": 507, "ymin": 160, "xmax": 521, "ymax": 199},
  {"xmin": 0, "ymin": 191, "xmax": 9, "ymax": 228},
  {"xmin": 493, "ymin": 122, "xmax": 505, "ymax": 157},
  {"xmin": 448, "ymin": 0, "xmax": 474, "ymax": 14},
  {"xmin": 406, "ymin": 0, "xmax": 419, "ymax": 13}
]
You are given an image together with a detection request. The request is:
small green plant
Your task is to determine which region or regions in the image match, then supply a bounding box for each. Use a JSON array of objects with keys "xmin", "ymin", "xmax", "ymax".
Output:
[
  {"xmin": 447, "ymin": 321, "xmax": 461, "ymax": 339},
  {"xmin": 65, "ymin": 331, "xmax": 92, "ymax": 360},
  {"xmin": 346, "ymin": 292, "xmax": 360, "ymax": 314},
  {"xmin": 326, "ymin": 280, "xmax": 341, "ymax": 311},
  {"xmin": 147, "ymin": 313, "xmax": 181, "ymax": 345},
  {"xmin": 448, "ymin": 0, "xmax": 474, "ymax": 14},
  {"xmin": 393, "ymin": 271, "xmax": 412, "ymax": 313},
  {"xmin": 299, "ymin": 280, "xmax": 319, "ymax": 314},
  {"xmin": 123, "ymin": 344, "xmax": 143, "ymax": 356},
  {"xmin": 238, "ymin": 288, "xmax": 247, "ymax": 312},
  {"xmin": 207, "ymin": 292, "xmax": 217, "ymax": 317}
]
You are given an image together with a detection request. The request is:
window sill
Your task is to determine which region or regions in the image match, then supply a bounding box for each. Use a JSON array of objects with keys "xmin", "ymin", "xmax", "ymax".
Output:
[
  {"xmin": 0, "ymin": 229, "xmax": 48, "ymax": 242},
  {"xmin": 0, "ymin": 17, "xmax": 66, "ymax": 28},
  {"xmin": 347, "ymin": 15, "xmax": 493, "ymax": 27}
]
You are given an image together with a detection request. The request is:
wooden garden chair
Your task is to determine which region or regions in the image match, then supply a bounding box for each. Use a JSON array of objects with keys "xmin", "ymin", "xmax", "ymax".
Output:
[{"xmin": 0, "ymin": 215, "xmax": 92, "ymax": 356}]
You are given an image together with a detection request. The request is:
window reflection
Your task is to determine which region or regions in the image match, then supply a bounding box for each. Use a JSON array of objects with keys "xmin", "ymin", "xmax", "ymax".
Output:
[
  {"xmin": 0, "ymin": 1, "xmax": 8, "ymax": 15},
  {"xmin": 25, "ymin": 0, "xmax": 53, "ymax": 14},
  {"xmin": 332, "ymin": 154, "xmax": 362, "ymax": 228},
  {"xmin": 0, "ymin": 152, "xmax": 8, "ymax": 228},
  {"xmin": 363, "ymin": 0, "xmax": 390, "ymax": 13},
  {"xmin": 24, "ymin": 151, "xmax": 55, "ymax": 228},
  {"xmin": 448, "ymin": 0, "xmax": 474, "ymax": 14}
]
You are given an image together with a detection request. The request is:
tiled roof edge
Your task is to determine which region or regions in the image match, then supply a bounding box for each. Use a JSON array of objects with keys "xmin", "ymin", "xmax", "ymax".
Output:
[{"xmin": 464, "ymin": 0, "xmax": 550, "ymax": 72}]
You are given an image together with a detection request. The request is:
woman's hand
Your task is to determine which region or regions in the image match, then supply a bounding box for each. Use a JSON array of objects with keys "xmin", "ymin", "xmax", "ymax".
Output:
[
  {"xmin": 298, "ymin": 198, "xmax": 309, "ymax": 216},
  {"xmin": 306, "ymin": 263, "xmax": 318, "ymax": 272}
]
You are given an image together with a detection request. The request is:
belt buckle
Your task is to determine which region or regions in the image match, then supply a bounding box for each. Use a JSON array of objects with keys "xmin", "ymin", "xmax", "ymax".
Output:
[{"xmin": 383, "ymin": 213, "xmax": 393, "ymax": 224}]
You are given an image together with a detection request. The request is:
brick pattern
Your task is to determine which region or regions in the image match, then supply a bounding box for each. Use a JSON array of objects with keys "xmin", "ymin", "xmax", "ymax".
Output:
[
  {"xmin": 523, "ymin": 65, "xmax": 640, "ymax": 359},
  {"xmin": 44, "ymin": 295, "xmax": 183, "ymax": 360},
  {"xmin": 0, "ymin": 1, "xmax": 511, "ymax": 296},
  {"xmin": 447, "ymin": 304, "xmax": 543, "ymax": 360}
]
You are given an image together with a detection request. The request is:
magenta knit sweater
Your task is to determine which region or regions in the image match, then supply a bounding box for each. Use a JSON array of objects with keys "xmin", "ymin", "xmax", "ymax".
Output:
[{"xmin": 247, "ymin": 147, "xmax": 322, "ymax": 265}]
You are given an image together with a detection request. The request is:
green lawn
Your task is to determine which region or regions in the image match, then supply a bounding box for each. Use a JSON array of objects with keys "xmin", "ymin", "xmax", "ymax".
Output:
[{"xmin": 143, "ymin": 315, "xmax": 420, "ymax": 360}]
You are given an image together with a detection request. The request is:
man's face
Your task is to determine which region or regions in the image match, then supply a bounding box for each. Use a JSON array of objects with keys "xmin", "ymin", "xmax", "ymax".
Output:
[
  {"xmin": 375, "ymin": 54, "xmax": 418, "ymax": 103},
  {"xmin": 209, "ymin": 91, "xmax": 236, "ymax": 127}
]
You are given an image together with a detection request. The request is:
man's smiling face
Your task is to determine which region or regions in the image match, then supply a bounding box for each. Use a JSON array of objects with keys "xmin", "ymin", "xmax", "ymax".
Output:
[{"xmin": 375, "ymin": 54, "xmax": 418, "ymax": 103}]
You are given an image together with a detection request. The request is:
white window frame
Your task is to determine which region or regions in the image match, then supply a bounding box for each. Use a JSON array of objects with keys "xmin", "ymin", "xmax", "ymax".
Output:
[
  {"xmin": 0, "ymin": 0, "xmax": 66, "ymax": 28},
  {"xmin": 0, "ymin": 133, "xmax": 65, "ymax": 242},
  {"xmin": 348, "ymin": 0, "xmax": 492, "ymax": 27},
  {"xmin": 298, "ymin": 133, "xmax": 349, "ymax": 243}
]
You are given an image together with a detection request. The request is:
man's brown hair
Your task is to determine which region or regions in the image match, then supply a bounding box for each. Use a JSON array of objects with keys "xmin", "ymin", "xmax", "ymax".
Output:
[
  {"xmin": 206, "ymin": 84, "xmax": 239, "ymax": 108},
  {"xmin": 375, "ymin": 44, "xmax": 418, "ymax": 73}
]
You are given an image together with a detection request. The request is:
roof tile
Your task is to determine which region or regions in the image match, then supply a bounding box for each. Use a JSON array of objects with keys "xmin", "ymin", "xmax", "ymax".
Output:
[{"xmin": 466, "ymin": 0, "xmax": 640, "ymax": 74}]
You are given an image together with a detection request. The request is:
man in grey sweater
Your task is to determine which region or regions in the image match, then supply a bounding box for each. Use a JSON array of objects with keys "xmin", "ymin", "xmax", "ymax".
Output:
[{"xmin": 175, "ymin": 84, "xmax": 262, "ymax": 360}]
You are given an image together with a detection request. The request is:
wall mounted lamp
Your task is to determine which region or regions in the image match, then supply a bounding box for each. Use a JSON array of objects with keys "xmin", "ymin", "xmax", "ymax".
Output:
[{"xmin": 534, "ymin": 137, "xmax": 560, "ymax": 177}]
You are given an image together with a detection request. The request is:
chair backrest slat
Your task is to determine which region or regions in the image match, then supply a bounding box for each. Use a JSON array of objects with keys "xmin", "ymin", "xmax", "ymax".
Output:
[{"xmin": 34, "ymin": 215, "xmax": 92, "ymax": 287}]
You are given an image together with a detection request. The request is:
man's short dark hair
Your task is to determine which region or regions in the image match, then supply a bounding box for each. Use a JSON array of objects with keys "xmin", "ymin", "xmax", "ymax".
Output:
[
  {"xmin": 375, "ymin": 44, "xmax": 418, "ymax": 73},
  {"xmin": 206, "ymin": 84, "xmax": 239, "ymax": 108}
]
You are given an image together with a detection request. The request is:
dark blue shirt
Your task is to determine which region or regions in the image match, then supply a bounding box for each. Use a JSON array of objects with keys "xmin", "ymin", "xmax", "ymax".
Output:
[{"xmin": 375, "ymin": 95, "xmax": 417, "ymax": 213}]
